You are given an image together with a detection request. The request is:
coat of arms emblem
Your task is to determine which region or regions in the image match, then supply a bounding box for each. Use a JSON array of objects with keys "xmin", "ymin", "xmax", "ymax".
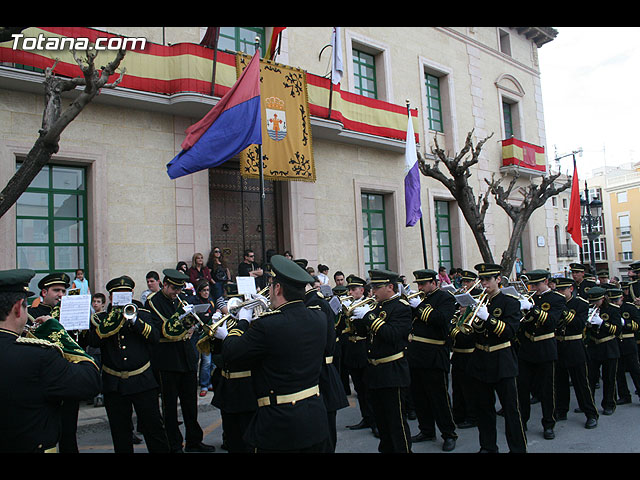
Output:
[{"xmin": 265, "ymin": 96, "xmax": 287, "ymax": 141}]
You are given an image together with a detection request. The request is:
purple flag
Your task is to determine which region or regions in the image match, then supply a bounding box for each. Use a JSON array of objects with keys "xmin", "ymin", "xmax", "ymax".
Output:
[{"xmin": 404, "ymin": 113, "xmax": 421, "ymax": 226}]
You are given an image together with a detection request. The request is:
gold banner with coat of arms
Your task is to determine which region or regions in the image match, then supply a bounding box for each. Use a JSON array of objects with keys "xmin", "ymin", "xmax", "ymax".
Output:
[{"xmin": 236, "ymin": 54, "xmax": 316, "ymax": 182}]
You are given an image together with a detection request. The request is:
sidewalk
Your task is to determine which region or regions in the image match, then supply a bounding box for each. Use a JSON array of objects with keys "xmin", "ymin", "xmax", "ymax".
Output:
[{"xmin": 77, "ymin": 389, "xmax": 216, "ymax": 433}]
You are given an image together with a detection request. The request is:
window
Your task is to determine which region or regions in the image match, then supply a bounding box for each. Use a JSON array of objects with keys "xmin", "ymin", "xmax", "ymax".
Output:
[
  {"xmin": 619, "ymin": 214, "xmax": 631, "ymax": 236},
  {"xmin": 503, "ymin": 100, "xmax": 514, "ymax": 138},
  {"xmin": 618, "ymin": 191, "xmax": 628, "ymax": 203},
  {"xmin": 16, "ymin": 163, "xmax": 88, "ymax": 295},
  {"xmin": 499, "ymin": 28, "xmax": 512, "ymax": 56},
  {"xmin": 562, "ymin": 198, "xmax": 568, "ymax": 209},
  {"xmin": 552, "ymin": 197, "xmax": 557, "ymax": 207},
  {"xmin": 435, "ymin": 200, "xmax": 453, "ymax": 271},
  {"xmin": 362, "ymin": 193, "xmax": 387, "ymax": 271},
  {"xmin": 621, "ymin": 240, "xmax": 633, "ymax": 261},
  {"xmin": 582, "ymin": 237, "xmax": 607, "ymax": 262},
  {"xmin": 217, "ymin": 27, "xmax": 265, "ymax": 55},
  {"xmin": 425, "ymin": 73, "xmax": 444, "ymax": 133},
  {"xmin": 352, "ymin": 49, "xmax": 377, "ymax": 99}
]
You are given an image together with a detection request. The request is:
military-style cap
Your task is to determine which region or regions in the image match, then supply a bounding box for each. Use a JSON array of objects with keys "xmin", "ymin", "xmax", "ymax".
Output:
[
  {"xmin": 596, "ymin": 269, "xmax": 609, "ymax": 277},
  {"xmin": 106, "ymin": 275, "xmax": 135, "ymax": 292},
  {"xmin": 269, "ymin": 255, "xmax": 314, "ymax": 285},
  {"xmin": 224, "ymin": 282, "xmax": 243, "ymax": 298},
  {"xmin": 368, "ymin": 269, "xmax": 399, "ymax": 285},
  {"xmin": 413, "ymin": 269, "xmax": 437, "ymax": 283},
  {"xmin": 587, "ymin": 286, "xmax": 607, "ymax": 302},
  {"xmin": 606, "ymin": 288, "xmax": 623, "ymax": 300},
  {"xmin": 162, "ymin": 268, "xmax": 189, "ymax": 287},
  {"xmin": 0, "ymin": 268, "xmax": 36, "ymax": 297},
  {"xmin": 569, "ymin": 263, "xmax": 587, "ymax": 272},
  {"xmin": 346, "ymin": 275, "xmax": 367, "ymax": 288},
  {"xmin": 294, "ymin": 258, "xmax": 308, "ymax": 269},
  {"xmin": 585, "ymin": 272, "xmax": 596, "ymax": 279},
  {"xmin": 620, "ymin": 281, "xmax": 630, "ymax": 289},
  {"xmin": 629, "ymin": 261, "xmax": 640, "ymax": 272},
  {"xmin": 474, "ymin": 263, "xmax": 502, "ymax": 278},
  {"xmin": 332, "ymin": 285, "xmax": 348, "ymax": 296},
  {"xmin": 460, "ymin": 270, "xmax": 478, "ymax": 281},
  {"xmin": 38, "ymin": 272, "xmax": 71, "ymax": 290},
  {"xmin": 526, "ymin": 269, "xmax": 550, "ymax": 284},
  {"xmin": 554, "ymin": 277, "xmax": 575, "ymax": 289}
]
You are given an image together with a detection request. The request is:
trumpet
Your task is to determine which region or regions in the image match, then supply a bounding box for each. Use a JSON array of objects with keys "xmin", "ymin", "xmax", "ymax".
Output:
[
  {"xmin": 342, "ymin": 297, "xmax": 377, "ymax": 317},
  {"xmin": 122, "ymin": 303, "xmax": 138, "ymax": 323},
  {"xmin": 460, "ymin": 288, "xmax": 489, "ymax": 334},
  {"xmin": 454, "ymin": 278, "xmax": 481, "ymax": 295},
  {"xmin": 406, "ymin": 291, "xmax": 425, "ymax": 301},
  {"xmin": 227, "ymin": 286, "xmax": 271, "ymax": 319}
]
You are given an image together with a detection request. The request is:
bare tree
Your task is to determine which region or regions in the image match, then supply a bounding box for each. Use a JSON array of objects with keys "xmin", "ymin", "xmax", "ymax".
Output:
[
  {"xmin": 418, "ymin": 129, "xmax": 572, "ymax": 277},
  {"xmin": 0, "ymin": 47, "xmax": 126, "ymax": 219}
]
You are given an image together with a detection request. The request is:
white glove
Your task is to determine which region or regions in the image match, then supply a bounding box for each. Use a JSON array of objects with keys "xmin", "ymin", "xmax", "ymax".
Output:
[
  {"xmin": 352, "ymin": 305, "xmax": 372, "ymax": 320},
  {"xmin": 589, "ymin": 314, "xmax": 603, "ymax": 326},
  {"xmin": 476, "ymin": 305, "xmax": 489, "ymax": 321},
  {"xmin": 179, "ymin": 303, "xmax": 194, "ymax": 320},
  {"xmin": 211, "ymin": 311, "xmax": 223, "ymax": 321},
  {"xmin": 238, "ymin": 306, "xmax": 255, "ymax": 322},
  {"xmin": 251, "ymin": 292, "xmax": 269, "ymax": 304},
  {"xmin": 520, "ymin": 299, "xmax": 533, "ymax": 311},
  {"xmin": 620, "ymin": 318, "xmax": 626, "ymax": 327},
  {"xmin": 214, "ymin": 323, "xmax": 228, "ymax": 340},
  {"xmin": 409, "ymin": 297, "xmax": 422, "ymax": 309},
  {"xmin": 342, "ymin": 299, "xmax": 353, "ymax": 308}
]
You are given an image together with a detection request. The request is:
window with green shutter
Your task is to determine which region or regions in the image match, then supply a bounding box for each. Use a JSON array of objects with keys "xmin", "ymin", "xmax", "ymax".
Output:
[
  {"xmin": 352, "ymin": 49, "xmax": 377, "ymax": 99},
  {"xmin": 218, "ymin": 27, "xmax": 265, "ymax": 54},
  {"xmin": 435, "ymin": 200, "xmax": 453, "ymax": 271},
  {"xmin": 362, "ymin": 193, "xmax": 388, "ymax": 271},
  {"xmin": 425, "ymin": 73, "xmax": 443, "ymax": 132}
]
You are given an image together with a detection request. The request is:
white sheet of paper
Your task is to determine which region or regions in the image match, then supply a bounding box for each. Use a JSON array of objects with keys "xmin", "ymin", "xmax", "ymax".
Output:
[
  {"xmin": 500, "ymin": 286, "xmax": 520, "ymax": 297},
  {"xmin": 329, "ymin": 296, "xmax": 342, "ymax": 315},
  {"xmin": 112, "ymin": 291, "xmax": 133, "ymax": 306},
  {"xmin": 440, "ymin": 284, "xmax": 457, "ymax": 293},
  {"xmin": 59, "ymin": 294, "xmax": 92, "ymax": 331},
  {"xmin": 236, "ymin": 276, "xmax": 257, "ymax": 296},
  {"xmin": 454, "ymin": 292, "xmax": 477, "ymax": 307}
]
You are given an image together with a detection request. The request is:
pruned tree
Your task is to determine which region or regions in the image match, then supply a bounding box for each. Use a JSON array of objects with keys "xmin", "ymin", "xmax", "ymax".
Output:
[
  {"xmin": 418, "ymin": 129, "xmax": 572, "ymax": 278},
  {"xmin": 0, "ymin": 45, "xmax": 127, "ymax": 219}
]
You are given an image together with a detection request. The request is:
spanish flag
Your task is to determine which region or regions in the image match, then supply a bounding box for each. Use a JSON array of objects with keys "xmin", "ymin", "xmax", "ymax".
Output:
[{"xmin": 265, "ymin": 27, "xmax": 285, "ymax": 60}]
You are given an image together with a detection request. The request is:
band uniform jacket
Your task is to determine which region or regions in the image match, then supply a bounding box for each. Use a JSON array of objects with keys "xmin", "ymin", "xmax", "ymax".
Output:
[
  {"xmin": 304, "ymin": 289, "xmax": 349, "ymax": 413},
  {"xmin": 556, "ymin": 295, "xmax": 589, "ymax": 368},
  {"xmin": 576, "ymin": 279, "xmax": 596, "ymax": 300},
  {"xmin": 466, "ymin": 291, "xmax": 521, "ymax": 384},
  {"xmin": 517, "ymin": 290, "xmax": 564, "ymax": 363},
  {"xmin": 353, "ymin": 293, "xmax": 412, "ymax": 389},
  {"xmin": 87, "ymin": 301, "xmax": 160, "ymax": 396},
  {"xmin": 221, "ymin": 299, "xmax": 330, "ymax": 451},
  {"xmin": 585, "ymin": 302, "xmax": 621, "ymax": 361},
  {"xmin": 618, "ymin": 302, "xmax": 640, "ymax": 356},
  {"xmin": 0, "ymin": 327, "xmax": 101, "ymax": 453},
  {"xmin": 407, "ymin": 288, "xmax": 456, "ymax": 372},
  {"xmin": 338, "ymin": 298, "xmax": 370, "ymax": 370},
  {"xmin": 145, "ymin": 291, "xmax": 198, "ymax": 372}
]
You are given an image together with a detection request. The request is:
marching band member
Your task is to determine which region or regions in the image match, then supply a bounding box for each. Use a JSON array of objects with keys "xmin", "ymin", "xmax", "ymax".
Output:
[
  {"xmin": 466, "ymin": 263, "xmax": 527, "ymax": 453},
  {"xmin": 553, "ymin": 277, "xmax": 598, "ymax": 429},
  {"xmin": 87, "ymin": 275, "xmax": 170, "ymax": 453},
  {"xmin": 0, "ymin": 269, "xmax": 101, "ymax": 453},
  {"xmin": 406, "ymin": 269, "xmax": 457, "ymax": 451},
  {"xmin": 570, "ymin": 263, "xmax": 596, "ymax": 300},
  {"xmin": 516, "ymin": 269, "xmax": 564, "ymax": 440},
  {"xmin": 145, "ymin": 269, "xmax": 215, "ymax": 453},
  {"xmin": 611, "ymin": 288, "xmax": 640, "ymax": 405},
  {"xmin": 628, "ymin": 261, "xmax": 640, "ymax": 307},
  {"xmin": 351, "ymin": 269, "xmax": 412, "ymax": 453},
  {"xmin": 584, "ymin": 286, "xmax": 622, "ymax": 416},
  {"xmin": 215, "ymin": 255, "xmax": 332, "ymax": 453}
]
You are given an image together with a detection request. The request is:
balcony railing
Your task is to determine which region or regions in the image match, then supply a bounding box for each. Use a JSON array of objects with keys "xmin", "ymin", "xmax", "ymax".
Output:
[{"xmin": 556, "ymin": 243, "xmax": 578, "ymax": 258}]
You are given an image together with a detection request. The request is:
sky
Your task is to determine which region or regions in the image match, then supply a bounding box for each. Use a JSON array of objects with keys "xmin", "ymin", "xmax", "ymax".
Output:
[{"xmin": 538, "ymin": 27, "xmax": 640, "ymax": 179}]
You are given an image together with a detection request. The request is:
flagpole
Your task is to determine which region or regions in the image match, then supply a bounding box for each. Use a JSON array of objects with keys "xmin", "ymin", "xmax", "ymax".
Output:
[
  {"xmin": 406, "ymin": 100, "xmax": 428, "ymax": 268},
  {"xmin": 256, "ymin": 37, "xmax": 267, "ymax": 265}
]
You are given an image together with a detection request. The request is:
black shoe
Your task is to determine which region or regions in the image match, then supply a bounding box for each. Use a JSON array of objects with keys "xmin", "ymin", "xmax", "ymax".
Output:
[
  {"xmin": 616, "ymin": 397, "xmax": 631, "ymax": 405},
  {"xmin": 132, "ymin": 432, "xmax": 143, "ymax": 445},
  {"xmin": 457, "ymin": 419, "xmax": 477, "ymax": 429},
  {"xmin": 478, "ymin": 448, "xmax": 497, "ymax": 453},
  {"xmin": 543, "ymin": 428, "xmax": 555, "ymax": 440},
  {"xmin": 556, "ymin": 412, "xmax": 567, "ymax": 421},
  {"xmin": 442, "ymin": 438, "xmax": 456, "ymax": 452},
  {"xmin": 184, "ymin": 442, "xmax": 215, "ymax": 453},
  {"xmin": 602, "ymin": 408, "xmax": 615, "ymax": 416},
  {"xmin": 411, "ymin": 432, "xmax": 435, "ymax": 443},
  {"xmin": 585, "ymin": 417, "xmax": 598, "ymax": 429},
  {"xmin": 347, "ymin": 419, "xmax": 370, "ymax": 430}
]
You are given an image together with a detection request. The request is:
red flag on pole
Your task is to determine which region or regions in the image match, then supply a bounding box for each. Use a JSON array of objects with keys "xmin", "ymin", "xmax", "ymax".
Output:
[{"xmin": 567, "ymin": 157, "xmax": 582, "ymax": 247}]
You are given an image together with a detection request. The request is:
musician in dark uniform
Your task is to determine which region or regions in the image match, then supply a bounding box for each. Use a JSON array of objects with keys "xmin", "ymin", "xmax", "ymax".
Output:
[
  {"xmin": 584, "ymin": 286, "xmax": 622, "ymax": 415},
  {"xmin": 340, "ymin": 274, "xmax": 377, "ymax": 436},
  {"xmin": 304, "ymin": 277, "xmax": 349, "ymax": 452},
  {"xmin": 553, "ymin": 277, "xmax": 598, "ymax": 429},
  {"xmin": 332, "ymin": 284, "xmax": 351, "ymax": 395},
  {"xmin": 628, "ymin": 261, "xmax": 640, "ymax": 307},
  {"xmin": 611, "ymin": 288, "xmax": 640, "ymax": 405},
  {"xmin": 215, "ymin": 255, "xmax": 331, "ymax": 453},
  {"xmin": 467, "ymin": 263, "xmax": 527, "ymax": 453},
  {"xmin": 0, "ymin": 268, "xmax": 101, "ymax": 453},
  {"xmin": 28, "ymin": 272, "xmax": 84, "ymax": 454},
  {"xmin": 570, "ymin": 263, "xmax": 596, "ymax": 300},
  {"xmin": 450, "ymin": 270, "xmax": 481, "ymax": 429},
  {"xmin": 351, "ymin": 269, "xmax": 412, "ymax": 453},
  {"xmin": 87, "ymin": 275, "xmax": 170, "ymax": 453},
  {"xmin": 406, "ymin": 269, "xmax": 457, "ymax": 451},
  {"xmin": 516, "ymin": 270, "xmax": 564, "ymax": 440},
  {"xmin": 145, "ymin": 269, "xmax": 215, "ymax": 453}
]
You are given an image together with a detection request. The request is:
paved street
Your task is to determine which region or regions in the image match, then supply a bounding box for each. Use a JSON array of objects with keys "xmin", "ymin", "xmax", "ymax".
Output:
[{"xmin": 76, "ymin": 374, "xmax": 640, "ymax": 454}]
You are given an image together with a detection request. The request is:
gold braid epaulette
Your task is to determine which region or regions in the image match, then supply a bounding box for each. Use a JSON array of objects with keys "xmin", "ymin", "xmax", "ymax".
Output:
[{"xmin": 16, "ymin": 336, "xmax": 64, "ymax": 356}]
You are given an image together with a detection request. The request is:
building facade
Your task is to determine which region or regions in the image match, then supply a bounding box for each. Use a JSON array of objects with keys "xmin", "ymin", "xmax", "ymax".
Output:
[{"xmin": 0, "ymin": 26, "xmax": 559, "ymax": 296}]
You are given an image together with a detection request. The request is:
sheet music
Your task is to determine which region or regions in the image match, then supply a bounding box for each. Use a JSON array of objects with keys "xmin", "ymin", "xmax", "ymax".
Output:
[
  {"xmin": 454, "ymin": 292, "xmax": 477, "ymax": 307},
  {"xmin": 112, "ymin": 291, "xmax": 133, "ymax": 306},
  {"xmin": 236, "ymin": 276, "xmax": 257, "ymax": 296},
  {"xmin": 59, "ymin": 294, "xmax": 92, "ymax": 331}
]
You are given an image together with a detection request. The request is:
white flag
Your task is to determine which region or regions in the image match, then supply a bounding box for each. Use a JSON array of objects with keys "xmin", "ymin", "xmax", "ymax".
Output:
[{"xmin": 331, "ymin": 27, "xmax": 344, "ymax": 85}]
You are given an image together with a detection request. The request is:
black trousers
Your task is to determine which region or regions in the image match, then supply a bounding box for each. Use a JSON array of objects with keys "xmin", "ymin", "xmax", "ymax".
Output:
[
  {"xmin": 158, "ymin": 370, "xmax": 203, "ymax": 452},
  {"xmin": 368, "ymin": 386, "xmax": 412, "ymax": 453},
  {"xmin": 221, "ymin": 410, "xmax": 254, "ymax": 453},
  {"xmin": 348, "ymin": 366, "xmax": 375, "ymax": 426},
  {"xmin": 616, "ymin": 352, "xmax": 640, "ymax": 400},
  {"xmin": 517, "ymin": 359, "xmax": 556, "ymax": 430},
  {"xmin": 451, "ymin": 356, "xmax": 477, "ymax": 424},
  {"xmin": 58, "ymin": 400, "xmax": 79, "ymax": 453},
  {"xmin": 409, "ymin": 367, "xmax": 457, "ymax": 440},
  {"xmin": 588, "ymin": 357, "xmax": 618, "ymax": 411},
  {"xmin": 469, "ymin": 375, "xmax": 527, "ymax": 453},
  {"xmin": 104, "ymin": 389, "xmax": 170, "ymax": 453},
  {"xmin": 555, "ymin": 361, "xmax": 598, "ymax": 419}
]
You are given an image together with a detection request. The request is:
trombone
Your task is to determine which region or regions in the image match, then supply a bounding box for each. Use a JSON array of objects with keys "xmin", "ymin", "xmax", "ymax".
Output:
[{"xmin": 454, "ymin": 278, "xmax": 481, "ymax": 295}]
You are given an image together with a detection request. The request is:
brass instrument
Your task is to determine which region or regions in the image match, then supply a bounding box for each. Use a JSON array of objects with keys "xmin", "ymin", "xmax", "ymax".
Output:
[
  {"xmin": 343, "ymin": 297, "xmax": 377, "ymax": 317},
  {"xmin": 122, "ymin": 303, "xmax": 138, "ymax": 323},
  {"xmin": 454, "ymin": 278, "xmax": 481, "ymax": 295},
  {"xmin": 460, "ymin": 288, "xmax": 489, "ymax": 334},
  {"xmin": 178, "ymin": 297, "xmax": 216, "ymax": 338},
  {"xmin": 406, "ymin": 291, "xmax": 425, "ymax": 301},
  {"xmin": 226, "ymin": 286, "xmax": 271, "ymax": 319},
  {"xmin": 587, "ymin": 306, "xmax": 600, "ymax": 326}
]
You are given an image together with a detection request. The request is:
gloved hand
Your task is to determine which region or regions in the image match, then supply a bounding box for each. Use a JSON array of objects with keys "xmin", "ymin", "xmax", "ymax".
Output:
[
  {"xmin": 211, "ymin": 311, "xmax": 223, "ymax": 322},
  {"xmin": 409, "ymin": 297, "xmax": 422, "ymax": 309},
  {"xmin": 352, "ymin": 305, "xmax": 372, "ymax": 320},
  {"xmin": 238, "ymin": 306, "xmax": 255, "ymax": 322},
  {"xmin": 520, "ymin": 299, "xmax": 533, "ymax": 310},
  {"xmin": 476, "ymin": 305, "xmax": 489, "ymax": 321},
  {"xmin": 620, "ymin": 317, "xmax": 626, "ymax": 327},
  {"xmin": 214, "ymin": 322, "xmax": 228, "ymax": 340},
  {"xmin": 589, "ymin": 314, "xmax": 603, "ymax": 326},
  {"xmin": 179, "ymin": 303, "xmax": 194, "ymax": 321}
]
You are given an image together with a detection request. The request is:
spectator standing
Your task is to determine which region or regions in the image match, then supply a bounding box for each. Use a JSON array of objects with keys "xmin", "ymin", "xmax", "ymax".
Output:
[
  {"xmin": 140, "ymin": 271, "xmax": 161, "ymax": 305},
  {"xmin": 188, "ymin": 253, "xmax": 213, "ymax": 289},
  {"xmin": 72, "ymin": 269, "xmax": 90, "ymax": 295},
  {"xmin": 438, "ymin": 266, "xmax": 451, "ymax": 286},
  {"xmin": 207, "ymin": 247, "xmax": 231, "ymax": 300}
]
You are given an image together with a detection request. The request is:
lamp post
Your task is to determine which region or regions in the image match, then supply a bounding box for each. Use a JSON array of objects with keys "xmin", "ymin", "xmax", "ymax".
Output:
[{"xmin": 580, "ymin": 180, "xmax": 603, "ymax": 275}]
